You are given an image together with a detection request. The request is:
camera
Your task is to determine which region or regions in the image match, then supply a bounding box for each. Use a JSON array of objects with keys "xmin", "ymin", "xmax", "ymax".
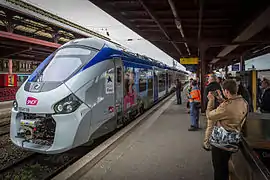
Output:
[{"xmin": 211, "ymin": 91, "xmax": 218, "ymax": 97}]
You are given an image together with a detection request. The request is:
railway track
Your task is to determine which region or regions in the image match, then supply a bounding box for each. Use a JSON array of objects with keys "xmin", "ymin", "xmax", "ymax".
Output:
[
  {"xmin": 0, "ymin": 118, "xmax": 10, "ymax": 136},
  {"xmin": 0, "ymin": 131, "xmax": 116, "ymax": 180}
]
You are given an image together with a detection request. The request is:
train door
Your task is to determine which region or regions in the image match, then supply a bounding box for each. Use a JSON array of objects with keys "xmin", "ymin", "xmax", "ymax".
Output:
[
  {"xmin": 113, "ymin": 58, "xmax": 124, "ymax": 124},
  {"xmin": 153, "ymin": 68, "xmax": 159, "ymax": 102},
  {"xmin": 165, "ymin": 70, "xmax": 169, "ymax": 94}
]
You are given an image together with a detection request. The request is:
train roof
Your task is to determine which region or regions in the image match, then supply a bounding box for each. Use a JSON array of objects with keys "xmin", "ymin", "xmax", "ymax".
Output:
[{"xmin": 64, "ymin": 37, "xmax": 188, "ymax": 74}]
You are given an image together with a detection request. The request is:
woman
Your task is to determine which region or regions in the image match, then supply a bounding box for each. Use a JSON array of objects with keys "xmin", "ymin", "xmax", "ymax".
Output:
[{"xmin": 204, "ymin": 79, "xmax": 248, "ymax": 180}]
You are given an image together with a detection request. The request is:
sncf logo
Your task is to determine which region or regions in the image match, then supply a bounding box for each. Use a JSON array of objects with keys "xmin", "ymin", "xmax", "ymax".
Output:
[{"xmin": 26, "ymin": 97, "xmax": 38, "ymax": 106}]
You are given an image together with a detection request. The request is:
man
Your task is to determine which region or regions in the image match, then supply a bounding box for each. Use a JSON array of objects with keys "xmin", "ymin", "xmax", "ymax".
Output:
[
  {"xmin": 204, "ymin": 74, "xmax": 223, "ymax": 110},
  {"xmin": 203, "ymin": 79, "xmax": 248, "ymax": 180},
  {"xmin": 217, "ymin": 77, "xmax": 222, "ymax": 85},
  {"xmin": 188, "ymin": 80, "xmax": 201, "ymax": 131},
  {"xmin": 186, "ymin": 78, "xmax": 193, "ymax": 113},
  {"xmin": 236, "ymin": 77, "xmax": 252, "ymax": 111},
  {"xmin": 260, "ymin": 78, "xmax": 270, "ymax": 113},
  {"xmin": 176, "ymin": 79, "xmax": 182, "ymax": 104}
]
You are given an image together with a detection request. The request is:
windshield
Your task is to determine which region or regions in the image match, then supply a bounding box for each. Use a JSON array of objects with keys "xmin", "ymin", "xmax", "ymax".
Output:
[{"xmin": 31, "ymin": 47, "xmax": 96, "ymax": 82}]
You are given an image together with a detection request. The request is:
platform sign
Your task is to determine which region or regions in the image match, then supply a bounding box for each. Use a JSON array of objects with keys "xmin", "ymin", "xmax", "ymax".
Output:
[
  {"xmin": 180, "ymin": 57, "xmax": 199, "ymax": 65},
  {"xmin": 232, "ymin": 64, "xmax": 240, "ymax": 71},
  {"xmin": 185, "ymin": 65, "xmax": 198, "ymax": 73}
]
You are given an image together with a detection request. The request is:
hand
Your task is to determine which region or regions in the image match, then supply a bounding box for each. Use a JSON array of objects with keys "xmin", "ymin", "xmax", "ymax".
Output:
[
  {"xmin": 216, "ymin": 90, "xmax": 223, "ymax": 100},
  {"xmin": 207, "ymin": 92, "xmax": 215, "ymax": 100},
  {"xmin": 217, "ymin": 90, "xmax": 222, "ymax": 97},
  {"xmin": 203, "ymin": 142, "xmax": 211, "ymax": 151}
]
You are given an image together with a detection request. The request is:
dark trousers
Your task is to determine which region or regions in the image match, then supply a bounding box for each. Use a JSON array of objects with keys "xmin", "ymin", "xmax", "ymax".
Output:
[
  {"xmin": 190, "ymin": 102, "xmax": 199, "ymax": 127},
  {"xmin": 176, "ymin": 90, "xmax": 182, "ymax": 104},
  {"xmin": 211, "ymin": 146, "xmax": 232, "ymax": 180}
]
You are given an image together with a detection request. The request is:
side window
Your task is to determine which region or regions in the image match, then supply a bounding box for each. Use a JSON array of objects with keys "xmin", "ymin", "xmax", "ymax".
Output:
[
  {"xmin": 139, "ymin": 78, "xmax": 147, "ymax": 92},
  {"xmin": 117, "ymin": 67, "xmax": 122, "ymax": 83},
  {"xmin": 139, "ymin": 69, "xmax": 147, "ymax": 92},
  {"xmin": 158, "ymin": 72, "xmax": 166, "ymax": 92}
]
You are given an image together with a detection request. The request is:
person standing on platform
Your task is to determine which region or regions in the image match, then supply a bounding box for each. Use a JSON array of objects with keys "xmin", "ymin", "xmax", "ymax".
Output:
[
  {"xmin": 204, "ymin": 74, "xmax": 223, "ymax": 110},
  {"xmin": 188, "ymin": 80, "xmax": 201, "ymax": 131},
  {"xmin": 217, "ymin": 77, "xmax": 223, "ymax": 86},
  {"xmin": 260, "ymin": 78, "xmax": 270, "ymax": 113},
  {"xmin": 186, "ymin": 78, "xmax": 193, "ymax": 113},
  {"xmin": 236, "ymin": 78, "xmax": 252, "ymax": 111},
  {"xmin": 204, "ymin": 79, "xmax": 248, "ymax": 180},
  {"xmin": 176, "ymin": 79, "xmax": 182, "ymax": 104}
]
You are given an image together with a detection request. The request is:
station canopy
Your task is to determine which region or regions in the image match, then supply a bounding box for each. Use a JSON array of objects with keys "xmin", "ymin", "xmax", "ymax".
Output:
[
  {"xmin": 90, "ymin": 0, "xmax": 270, "ymax": 69},
  {"xmin": 0, "ymin": 0, "xmax": 111, "ymax": 61}
]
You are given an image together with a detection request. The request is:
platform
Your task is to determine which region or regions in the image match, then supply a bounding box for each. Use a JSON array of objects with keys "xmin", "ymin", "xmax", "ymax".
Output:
[{"xmin": 78, "ymin": 96, "xmax": 213, "ymax": 180}]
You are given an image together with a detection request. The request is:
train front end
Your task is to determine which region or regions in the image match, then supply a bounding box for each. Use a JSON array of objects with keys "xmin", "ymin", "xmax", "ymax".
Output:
[{"xmin": 10, "ymin": 39, "xmax": 102, "ymax": 154}]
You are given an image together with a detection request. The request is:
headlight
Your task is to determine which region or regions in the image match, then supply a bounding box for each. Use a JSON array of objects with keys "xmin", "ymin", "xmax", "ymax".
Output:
[
  {"xmin": 13, "ymin": 100, "xmax": 18, "ymax": 111},
  {"xmin": 54, "ymin": 94, "xmax": 82, "ymax": 114}
]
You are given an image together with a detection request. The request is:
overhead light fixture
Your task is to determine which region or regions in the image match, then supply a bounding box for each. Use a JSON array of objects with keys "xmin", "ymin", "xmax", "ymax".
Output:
[{"xmin": 210, "ymin": 58, "xmax": 220, "ymax": 64}]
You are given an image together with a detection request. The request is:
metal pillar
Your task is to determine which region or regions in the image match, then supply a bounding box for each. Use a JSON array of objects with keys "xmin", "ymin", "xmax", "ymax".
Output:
[
  {"xmin": 251, "ymin": 70, "xmax": 257, "ymax": 112},
  {"xmin": 200, "ymin": 47, "xmax": 206, "ymax": 113},
  {"xmin": 225, "ymin": 66, "xmax": 228, "ymax": 78},
  {"xmin": 8, "ymin": 59, "xmax": 12, "ymax": 74},
  {"xmin": 240, "ymin": 55, "xmax": 245, "ymax": 71}
]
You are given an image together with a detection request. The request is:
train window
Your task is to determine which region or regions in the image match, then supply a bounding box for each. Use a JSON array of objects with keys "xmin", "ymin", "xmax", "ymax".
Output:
[
  {"xmin": 169, "ymin": 74, "xmax": 172, "ymax": 88},
  {"xmin": 139, "ymin": 78, "xmax": 147, "ymax": 92},
  {"xmin": 158, "ymin": 73, "xmax": 166, "ymax": 92},
  {"xmin": 117, "ymin": 67, "xmax": 122, "ymax": 83},
  {"xmin": 147, "ymin": 78, "xmax": 153, "ymax": 98}
]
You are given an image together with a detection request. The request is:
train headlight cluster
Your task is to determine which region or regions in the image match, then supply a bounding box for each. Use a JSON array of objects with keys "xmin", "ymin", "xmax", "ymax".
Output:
[
  {"xmin": 54, "ymin": 94, "xmax": 82, "ymax": 114},
  {"xmin": 13, "ymin": 100, "xmax": 18, "ymax": 111}
]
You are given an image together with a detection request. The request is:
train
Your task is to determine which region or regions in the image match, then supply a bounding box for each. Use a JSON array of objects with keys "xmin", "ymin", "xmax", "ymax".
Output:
[{"xmin": 10, "ymin": 37, "xmax": 188, "ymax": 154}]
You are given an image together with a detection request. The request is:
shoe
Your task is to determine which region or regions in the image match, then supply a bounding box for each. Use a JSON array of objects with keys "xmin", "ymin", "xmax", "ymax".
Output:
[
  {"xmin": 188, "ymin": 126, "xmax": 197, "ymax": 131},
  {"xmin": 203, "ymin": 145, "xmax": 211, "ymax": 151}
]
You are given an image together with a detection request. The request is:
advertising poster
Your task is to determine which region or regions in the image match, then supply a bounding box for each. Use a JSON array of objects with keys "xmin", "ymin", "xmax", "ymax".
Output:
[{"xmin": 124, "ymin": 67, "xmax": 137, "ymax": 111}]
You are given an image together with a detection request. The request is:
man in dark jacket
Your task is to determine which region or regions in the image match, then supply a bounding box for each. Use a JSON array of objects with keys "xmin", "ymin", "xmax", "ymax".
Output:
[
  {"xmin": 260, "ymin": 78, "xmax": 270, "ymax": 113},
  {"xmin": 176, "ymin": 79, "xmax": 182, "ymax": 104},
  {"xmin": 237, "ymin": 81, "xmax": 252, "ymax": 111},
  {"xmin": 204, "ymin": 74, "xmax": 222, "ymax": 110}
]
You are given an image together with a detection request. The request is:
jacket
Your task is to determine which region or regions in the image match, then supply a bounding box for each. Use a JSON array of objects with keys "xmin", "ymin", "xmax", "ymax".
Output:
[
  {"xmin": 237, "ymin": 84, "xmax": 252, "ymax": 111},
  {"xmin": 189, "ymin": 86, "xmax": 201, "ymax": 102},
  {"xmin": 203, "ymin": 81, "xmax": 222, "ymax": 109},
  {"xmin": 203, "ymin": 95, "xmax": 248, "ymax": 148},
  {"xmin": 176, "ymin": 82, "xmax": 182, "ymax": 91},
  {"xmin": 261, "ymin": 88, "xmax": 270, "ymax": 113}
]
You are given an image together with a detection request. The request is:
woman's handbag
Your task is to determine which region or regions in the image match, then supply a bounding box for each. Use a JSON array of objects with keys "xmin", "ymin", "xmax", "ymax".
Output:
[{"xmin": 209, "ymin": 105, "xmax": 248, "ymax": 153}]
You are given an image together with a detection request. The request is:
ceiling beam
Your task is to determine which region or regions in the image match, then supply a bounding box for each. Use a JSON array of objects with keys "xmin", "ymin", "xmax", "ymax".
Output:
[
  {"xmin": 168, "ymin": 0, "xmax": 190, "ymax": 55},
  {"xmin": 137, "ymin": 0, "xmax": 182, "ymax": 56},
  {"xmin": 0, "ymin": 30, "xmax": 61, "ymax": 48},
  {"xmin": 217, "ymin": 6, "xmax": 270, "ymax": 58},
  {"xmin": 197, "ymin": 0, "xmax": 204, "ymax": 56}
]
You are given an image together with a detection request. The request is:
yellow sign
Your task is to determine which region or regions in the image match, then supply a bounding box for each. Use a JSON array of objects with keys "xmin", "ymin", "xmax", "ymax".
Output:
[{"xmin": 180, "ymin": 57, "xmax": 199, "ymax": 65}]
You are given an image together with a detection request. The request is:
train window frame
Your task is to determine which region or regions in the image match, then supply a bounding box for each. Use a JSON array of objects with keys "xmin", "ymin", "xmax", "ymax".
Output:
[
  {"xmin": 139, "ymin": 78, "xmax": 147, "ymax": 92},
  {"xmin": 158, "ymin": 72, "xmax": 166, "ymax": 93},
  {"xmin": 139, "ymin": 68, "xmax": 147, "ymax": 92}
]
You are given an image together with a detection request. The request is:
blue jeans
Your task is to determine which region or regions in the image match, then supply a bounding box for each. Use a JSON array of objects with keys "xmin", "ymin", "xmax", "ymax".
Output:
[{"xmin": 190, "ymin": 102, "xmax": 199, "ymax": 127}]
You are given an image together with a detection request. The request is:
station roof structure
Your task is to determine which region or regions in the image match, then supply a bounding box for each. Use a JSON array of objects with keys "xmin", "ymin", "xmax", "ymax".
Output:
[
  {"xmin": 90, "ymin": 0, "xmax": 270, "ymax": 69},
  {"xmin": 0, "ymin": 0, "xmax": 114, "ymax": 61}
]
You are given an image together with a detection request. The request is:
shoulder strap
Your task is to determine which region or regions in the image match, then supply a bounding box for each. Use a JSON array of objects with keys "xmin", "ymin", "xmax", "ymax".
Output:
[{"xmin": 240, "ymin": 99, "xmax": 249, "ymax": 128}]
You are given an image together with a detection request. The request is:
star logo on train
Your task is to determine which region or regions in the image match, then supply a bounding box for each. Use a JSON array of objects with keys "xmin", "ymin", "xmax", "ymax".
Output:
[{"xmin": 107, "ymin": 76, "xmax": 112, "ymax": 83}]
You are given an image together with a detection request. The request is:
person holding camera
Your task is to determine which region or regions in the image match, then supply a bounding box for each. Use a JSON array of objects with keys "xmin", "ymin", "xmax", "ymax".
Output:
[
  {"xmin": 204, "ymin": 74, "xmax": 223, "ymax": 110},
  {"xmin": 203, "ymin": 79, "xmax": 248, "ymax": 180}
]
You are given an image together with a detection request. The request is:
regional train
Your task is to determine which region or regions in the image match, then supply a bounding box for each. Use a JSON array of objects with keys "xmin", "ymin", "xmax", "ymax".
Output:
[{"xmin": 10, "ymin": 37, "xmax": 188, "ymax": 154}]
